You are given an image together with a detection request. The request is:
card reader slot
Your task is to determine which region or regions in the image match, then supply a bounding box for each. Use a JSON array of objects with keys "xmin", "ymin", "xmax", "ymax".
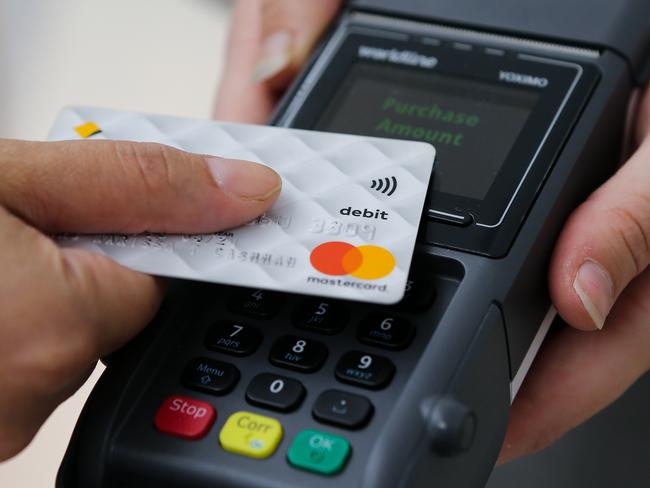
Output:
[{"xmin": 427, "ymin": 209, "xmax": 474, "ymax": 227}]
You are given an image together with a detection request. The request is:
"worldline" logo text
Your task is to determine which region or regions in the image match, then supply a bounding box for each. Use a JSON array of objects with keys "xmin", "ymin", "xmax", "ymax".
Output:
[{"xmin": 358, "ymin": 45, "xmax": 438, "ymax": 69}]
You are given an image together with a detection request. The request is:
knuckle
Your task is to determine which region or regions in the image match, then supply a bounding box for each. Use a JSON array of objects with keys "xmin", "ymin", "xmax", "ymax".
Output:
[
  {"xmin": 604, "ymin": 203, "xmax": 650, "ymax": 275},
  {"xmin": 112, "ymin": 142, "xmax": 185, "ymax": 231},
  {"xmin": 117, "ymin": 142, "xmax": 176, "ymax": 195}
]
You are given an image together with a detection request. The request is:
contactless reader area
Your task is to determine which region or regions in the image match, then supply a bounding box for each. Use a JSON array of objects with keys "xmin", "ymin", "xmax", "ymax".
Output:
[{"xmin": 278, "ymin": 30, "xmax": 599, "ymax": 256}]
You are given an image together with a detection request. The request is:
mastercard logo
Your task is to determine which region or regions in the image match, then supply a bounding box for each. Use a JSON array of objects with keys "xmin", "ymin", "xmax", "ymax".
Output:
[{"xmin": 310, "ymin": 241, "xmax": 395, "ymax": 280}]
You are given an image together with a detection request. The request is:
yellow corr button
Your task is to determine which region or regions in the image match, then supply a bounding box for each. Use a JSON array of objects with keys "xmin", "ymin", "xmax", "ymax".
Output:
[{"xmin": 219, "ymin": 411, "xmax": 283, "ymax": 459}]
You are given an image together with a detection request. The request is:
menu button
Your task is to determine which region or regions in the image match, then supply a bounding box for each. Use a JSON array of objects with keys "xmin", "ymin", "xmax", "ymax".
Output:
[{"xmin": 182, "ymin": 357, "xmax": 240, "ymax": 395}]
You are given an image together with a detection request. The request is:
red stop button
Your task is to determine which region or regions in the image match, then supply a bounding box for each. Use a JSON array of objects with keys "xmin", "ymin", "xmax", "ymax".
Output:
[{"xmin": 154, "ymin": 395, "xmax": 216, "ymax": 440}]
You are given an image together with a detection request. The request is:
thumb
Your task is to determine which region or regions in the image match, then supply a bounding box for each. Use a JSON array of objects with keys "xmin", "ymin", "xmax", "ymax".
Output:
[
  {"xmin": 549, "ymin": 138, "xmax": 650, "ymax": 330},
  {"xmin": 0, "ymin": 139, "xmax": 281, "ymax": 233},
  {"xmin": 0, "ymin": 138, "xmax": 281, "ymax": 459},
  {"xmin": 252, "ymin": 0, "xmax": 342, "ymax": 87}
]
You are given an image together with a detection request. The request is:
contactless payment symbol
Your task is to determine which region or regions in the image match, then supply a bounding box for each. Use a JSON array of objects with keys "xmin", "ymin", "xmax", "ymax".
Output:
[
  {"xmin": 310, "ymin": 241, "xmax": 395, "ymax": 280},
  {"xmin": 369, "ymin": 176, "xmax": 398, "ymax": 196}
]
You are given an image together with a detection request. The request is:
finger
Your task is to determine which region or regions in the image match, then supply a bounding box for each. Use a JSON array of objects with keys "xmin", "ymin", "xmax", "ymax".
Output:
[
  {"xmin": 549, "ymin": 137, "xmax": 650, "ymax": 330},
  {"xmin": 214, "ymin": 0, "xmax": 276, "ymax": 122},
  {"xmin": 635, "ymin": 84, "xmax": 650, "ymax": 144},
  {"xmin": 214, "ymin": 0, "xmax": 341, "ymax": 122},
  {"xmin": 253, "ymin": 0, "xmax": 342, "ymax": 87},
  {"xmin": 0, "ymin": 139, "xmax": 281, "ymax": 233},
  {"xmin": 498, "ymin": 269, "xmax": 650, "ymax": 464},
  {"xmin": 0, "ymin": 208, "xmax": 162, "ymax": 459}
]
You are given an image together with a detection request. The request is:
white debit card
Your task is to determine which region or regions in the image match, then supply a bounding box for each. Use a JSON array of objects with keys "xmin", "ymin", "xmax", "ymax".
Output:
[{"xmin": 48, "ymin": 106, "xmax": 435, "ymax": 304}]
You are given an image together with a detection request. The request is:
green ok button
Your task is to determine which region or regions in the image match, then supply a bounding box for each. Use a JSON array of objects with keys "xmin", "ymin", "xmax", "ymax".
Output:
[{"xmin": 287, "ymin": 429, "xmax": 350, "ymax": 475}]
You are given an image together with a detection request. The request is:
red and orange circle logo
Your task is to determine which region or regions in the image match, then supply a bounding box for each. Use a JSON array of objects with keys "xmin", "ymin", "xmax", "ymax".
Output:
[{"xmin": 310, "ymin": 241, "xmax": 395, "ymax": 280}]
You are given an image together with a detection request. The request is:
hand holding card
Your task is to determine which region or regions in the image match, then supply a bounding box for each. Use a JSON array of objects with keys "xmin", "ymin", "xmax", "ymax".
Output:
[{"xmin": 49, "ymin": 107, "xmax": 435, "ymax": 304}]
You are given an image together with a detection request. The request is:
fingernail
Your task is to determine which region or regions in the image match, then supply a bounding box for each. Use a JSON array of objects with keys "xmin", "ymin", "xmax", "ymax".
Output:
[
  {"xmin": 573, "ymin": 260, "xmax": 615, "ymax": 329},
  {"xmin": 252, "ymin": 31, "xmax": 292, "ymax": 82},
  {"xmin": 206, "ymin": 157, "xmax": 281, "ymax": 201}
]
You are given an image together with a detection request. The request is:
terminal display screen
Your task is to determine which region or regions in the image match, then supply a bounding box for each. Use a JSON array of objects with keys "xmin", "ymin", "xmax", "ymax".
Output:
[{"xmin": 316, "ymin": 63, "xmax": 540, "ymax": 201}]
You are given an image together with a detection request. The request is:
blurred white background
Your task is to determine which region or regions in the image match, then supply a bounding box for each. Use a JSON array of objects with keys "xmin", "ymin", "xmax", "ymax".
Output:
[
  {"xmin": 0, "ymin": 0, "xmax": 232, "ymax": 140},
  {"xmin": 0, "ymin": 0, "xmax": 232, "ymax": 485}
]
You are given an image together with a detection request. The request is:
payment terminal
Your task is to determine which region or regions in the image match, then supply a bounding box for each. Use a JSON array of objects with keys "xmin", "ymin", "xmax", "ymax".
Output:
[{"xmin": 57, "ymin": 1, "xmax": 650, "ymax": 487}]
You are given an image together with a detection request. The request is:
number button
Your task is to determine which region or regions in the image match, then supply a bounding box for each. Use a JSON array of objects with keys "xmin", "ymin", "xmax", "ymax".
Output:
[
  {"xmin": 205, "ymin": 320, "xmax": 262, "ymax": 356},
  {"xmin": 246, "ymin": 373, "xmax": 306, "ymax": 412},
  {"xmin": 312, "ymin": 389, "xmax": 373, "ymax": 429},
  {"xmin": 269, "ymin": 335, "xmax": 328, "ymax": 373},
  {"xmin": 335, "ymin": 351, "xmax": 395, "ymax": 389},
  {"xmin": 229, "ymin": 288, "xmax": 283, "ymax": 319},
  {"xmin": 293, "ymin": 299, "xmax": 348, "ymax": 334},
  {"xmin": 357, "ymin": 314, "xmax": 414, "ymax": 350}
]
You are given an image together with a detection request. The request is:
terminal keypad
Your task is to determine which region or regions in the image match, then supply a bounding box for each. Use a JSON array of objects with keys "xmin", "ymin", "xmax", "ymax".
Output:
[{"xmin": 156, "ymin": 270, "xmax": 439, "ymax": 478}]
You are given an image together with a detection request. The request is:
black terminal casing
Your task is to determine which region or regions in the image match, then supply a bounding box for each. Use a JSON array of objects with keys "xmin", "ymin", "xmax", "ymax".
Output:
[
  {"xmin": 57, "ymin": 2, "xmax": 650, "ymax": 488},
  {"xmin": 351, "ymin": 0, "xmax": 650, "ymax": 83}
]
